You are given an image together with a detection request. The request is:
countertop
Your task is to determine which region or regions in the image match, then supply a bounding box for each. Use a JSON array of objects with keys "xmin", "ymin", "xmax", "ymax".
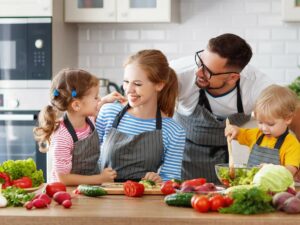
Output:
[{"xmin": 1, "ymin": 187, "xmax": 300, "ymax": 225}]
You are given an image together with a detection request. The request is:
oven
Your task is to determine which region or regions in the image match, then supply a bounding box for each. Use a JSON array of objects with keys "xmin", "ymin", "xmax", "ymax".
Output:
[{"xmin": 0, "ymin": 17, "xmax": 51, "ymax": 181}]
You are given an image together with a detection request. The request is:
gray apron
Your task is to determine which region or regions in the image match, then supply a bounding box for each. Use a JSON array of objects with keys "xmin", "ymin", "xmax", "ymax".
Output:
[
  {"xmin": 100, "ymin": 104, "xmax": 164, "ymax": 182},
  {"xmin": 63, "ymin": 114, "xmax": 100, "ymax": 175},
  {"xmin": 174, "ymin": 80, "xmax": 251, "ymax": 183},
  {"xmin": 247, "ymin": 129, "xmax": 289, "ymax": 167}
]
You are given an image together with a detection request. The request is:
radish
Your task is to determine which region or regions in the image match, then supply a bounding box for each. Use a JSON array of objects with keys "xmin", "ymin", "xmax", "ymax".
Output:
[
  {"xmin": 32, "ymin": 199, "xmax": 47, "ymax": 209},
  {"xmin": 62, "ymin": 200, "xmax": 72, "ymax": 208},
  {"xmin": 53, "ymin": 191, "xmax": 71, "ymax": 204},
  {"xmin": 24, "ymin": 201, "xmax": 33, "ymax": 210},
  {"xmin": 34, "ymin": 193, "xmax": 52, "ymax": 205}
]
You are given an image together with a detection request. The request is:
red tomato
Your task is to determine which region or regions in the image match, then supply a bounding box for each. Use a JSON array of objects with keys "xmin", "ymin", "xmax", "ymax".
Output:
[
  {"xmin": 191, "ymin": 195, "xmax": 210, "ymax": 213},
  {"xmin": 12, "ymin": 176, "xmax": 32, "ymax": 188},
  {"xmin": 123, "ymin": 181, "xmax": 144, "ymax": 197},
  {"xmin": 223, "ymin": 196, "xmax": 234, "ymax": 207},
  {"xmin": 181, "ymin": 178, "xmax": 206, "ymax": 188},
  {"xmin": 45, "ymin": 182, "xmax": 67, "ymax": 197},
  {"xmin": 160, "ymin": 180, "xmax": 176, "ymax": 195},
  {"xmin": 209, "ymin": 194, "xmax": 225, "ymax": 211},
  {"xmin": 221, "ymin": 179, "xmax": 230, "ymax": 187}
]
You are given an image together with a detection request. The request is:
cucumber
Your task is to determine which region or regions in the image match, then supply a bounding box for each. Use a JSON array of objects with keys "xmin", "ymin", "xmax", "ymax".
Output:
[
  {"xmin": 77, "ymin": 185, "xmax": 107, "ymax": 197},
  {"xmin": 164, "ymin": 193, "xmax": 194, "ymax": 207}
]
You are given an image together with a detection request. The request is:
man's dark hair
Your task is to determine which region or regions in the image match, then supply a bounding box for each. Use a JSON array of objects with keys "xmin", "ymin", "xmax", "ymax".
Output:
[{"xmin": 207, "ymin": 33, "xmax": 252, "ymax": 71}]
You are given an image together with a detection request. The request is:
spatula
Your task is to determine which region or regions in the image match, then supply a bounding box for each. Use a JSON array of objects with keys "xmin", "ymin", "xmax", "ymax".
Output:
[{"xmin": 226, "ymin": 118, "xmax": 235, "ymax": 179}]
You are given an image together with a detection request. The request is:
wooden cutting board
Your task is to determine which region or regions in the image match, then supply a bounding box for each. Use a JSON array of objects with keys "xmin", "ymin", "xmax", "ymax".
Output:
[{"xmin": 100, "ymin": 182, "xmax": 163, "ymax": 195}]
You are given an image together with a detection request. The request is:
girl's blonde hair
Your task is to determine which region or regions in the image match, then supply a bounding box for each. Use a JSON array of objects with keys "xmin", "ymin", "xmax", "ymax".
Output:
[
  {"xmin": 254, "ymin": 84, "xmax": 300, "ymax": 121},
  {"xmin": 124, "ymin": 49, "xmax": 178, "ymax": 117},
  {"xmin": 33, "ymin": 68, "xmax": 99, "ymax": 152}
]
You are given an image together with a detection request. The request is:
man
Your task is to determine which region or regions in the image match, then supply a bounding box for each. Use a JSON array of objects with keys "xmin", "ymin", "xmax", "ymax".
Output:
[{"xmin": 172, "ymin": 33, "xmax": 299, "ymax": 183}]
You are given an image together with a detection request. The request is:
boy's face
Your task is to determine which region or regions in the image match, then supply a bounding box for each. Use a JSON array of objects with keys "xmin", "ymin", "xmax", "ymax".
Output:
[{"xmin": 256, "ymin": 115, "xmax": 292, "ymax": 138}]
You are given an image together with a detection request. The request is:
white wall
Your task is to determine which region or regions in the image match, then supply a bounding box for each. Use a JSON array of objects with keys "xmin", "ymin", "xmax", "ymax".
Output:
[{"xmin": 78, "ymin": 0, "xmax": 300, "ymax": 85}]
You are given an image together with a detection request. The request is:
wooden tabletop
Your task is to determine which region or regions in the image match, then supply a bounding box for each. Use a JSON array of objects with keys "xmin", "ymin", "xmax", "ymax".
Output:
[{"xmin": 0, "ymin": 187, "xmax": 300, "ymax": 225}]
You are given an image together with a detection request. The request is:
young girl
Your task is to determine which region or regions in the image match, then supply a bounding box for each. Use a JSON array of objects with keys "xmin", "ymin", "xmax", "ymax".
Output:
[
  {"xmin": 96, "ymin": 49, "xmax": 186, "ymax": 183},
  {"xmin": 225, "ymin": 84, "xmax": 300, "ymax": 176},
  {"xmin": 34, "ymin": 68, "xmax": 125, "ymax": 185}
]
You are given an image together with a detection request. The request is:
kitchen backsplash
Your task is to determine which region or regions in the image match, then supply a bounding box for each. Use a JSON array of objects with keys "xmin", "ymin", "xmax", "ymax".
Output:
[{"xmin": 78, "ymin": 0, "xmax": 300, "ymax": 85}]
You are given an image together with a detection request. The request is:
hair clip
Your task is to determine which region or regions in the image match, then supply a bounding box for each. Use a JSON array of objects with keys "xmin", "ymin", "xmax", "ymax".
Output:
[
  {"xmin": 71, "ymin": 89, "xmax": 77, "ymax": 98},
  {"xmin": 53, "ymin": 89, "xmax": 60, "ymax": 97}
]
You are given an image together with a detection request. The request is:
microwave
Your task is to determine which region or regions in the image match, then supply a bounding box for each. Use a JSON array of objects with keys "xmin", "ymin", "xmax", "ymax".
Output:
[{"xmin": 0, "ymin": 17, "xmax": 52, "ymax": 85}]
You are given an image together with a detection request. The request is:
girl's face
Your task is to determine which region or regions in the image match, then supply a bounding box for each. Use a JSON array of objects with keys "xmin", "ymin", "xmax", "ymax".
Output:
[
  {"xmin": 79, "ymin": 85, "xmax": 100, "ymax": 117},
  {"xmin": 256, "ymin": 114, "xmax": 292, "ymax": 138},
  {"xmin": 123, "ymin": 63, "xmax": 163, "ymax": 108}
]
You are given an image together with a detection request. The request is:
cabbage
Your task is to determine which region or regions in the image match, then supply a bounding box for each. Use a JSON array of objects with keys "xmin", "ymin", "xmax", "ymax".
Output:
[{"xmin": 252, "ymin": 164, "xmax": 294, "ymax": 193}]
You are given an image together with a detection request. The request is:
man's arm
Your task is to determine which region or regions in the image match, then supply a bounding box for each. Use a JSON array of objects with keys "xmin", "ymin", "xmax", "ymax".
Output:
[{"xmin": 290, "ymin": 108, "xmax": 300, "ymax": 141}]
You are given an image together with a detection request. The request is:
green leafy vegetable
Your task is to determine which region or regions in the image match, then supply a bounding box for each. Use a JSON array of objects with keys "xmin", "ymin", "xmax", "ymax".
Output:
[
  {"xmin": 220, "ymin": 187, "xmax": 275, "ymax": 214},
  {"xmin": 0, "ymin": 158, "xmax": 44, "ymax": 187},
  {"xmin": 2, "ymin": 186, "xmax": 35, "ymax": 207},
  {"xmin": 289, "ymin": 76, "xmax": 300, "ymax": 97}
]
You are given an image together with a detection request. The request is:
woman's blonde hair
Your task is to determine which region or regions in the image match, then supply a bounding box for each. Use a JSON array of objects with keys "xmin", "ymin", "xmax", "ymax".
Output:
[
  {"xmin": 33, "ymin": 68, "xmax": 99, "ymax": 152},
  {"xmin": 123, "ymin": 49, "xmax": 178, "ymax": 117},
  {"xmin": 254, "ymin": 84, "xmax": 300, "ymax": 121}
]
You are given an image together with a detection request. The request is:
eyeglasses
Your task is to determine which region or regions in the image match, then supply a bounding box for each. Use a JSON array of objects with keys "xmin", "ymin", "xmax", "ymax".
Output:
[{"xmin": 195, "ymin": 50, "xmax": 239, "ymax": 80}]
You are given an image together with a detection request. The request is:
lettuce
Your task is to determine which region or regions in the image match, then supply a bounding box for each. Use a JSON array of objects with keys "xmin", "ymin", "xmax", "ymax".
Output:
[{"xmin": 252, "ymin": 164, "xmax": 294, "ymax": 193}]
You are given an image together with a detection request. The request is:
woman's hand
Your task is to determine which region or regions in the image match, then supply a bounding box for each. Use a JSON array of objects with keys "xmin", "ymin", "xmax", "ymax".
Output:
[
  {"xmin": 142, "ymin": 172, "xmax": 162, "ymax": 183},
  {"xmin": 225, "ymin": 124, "xmax": 240, "ymax": 142}
]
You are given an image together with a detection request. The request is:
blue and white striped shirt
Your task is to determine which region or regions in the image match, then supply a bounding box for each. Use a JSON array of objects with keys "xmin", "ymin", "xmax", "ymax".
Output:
[{"xmin": 95, "ymin": 102, "xmax": 186, "ymax": 181}]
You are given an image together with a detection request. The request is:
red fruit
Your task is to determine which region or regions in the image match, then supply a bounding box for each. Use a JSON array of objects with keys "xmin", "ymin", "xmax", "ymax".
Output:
[
  {"xmin": 24, "ymin": 201, "xmax": 33, "ymax": 210},
  {"xmin": 160, "ymin": 181, "xmax": 176, "ymax": 195},
  {"xmin": 34, "ymin": 193, "xmax": 52, "ymax": 205},
  {"xmin": 32, "ymin": 199, "xmax": 48, "ymax": 208},
  {"xmin": 53, "ymin": 191, "xmax": 71, "ymax": 204},
  {"xmin": 45, "ymin": 182, "xmax": 67, "ymax": 197},
  {"xmin": 62, "ymin": 200, "xmax": 72, "ymax": 208}
]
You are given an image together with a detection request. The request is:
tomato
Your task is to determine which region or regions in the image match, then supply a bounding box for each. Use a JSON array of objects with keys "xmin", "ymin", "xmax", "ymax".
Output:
[
  {"xmin": 45, "ymin": 182, "xmax": 67, "ymax": 197},
  {"xmin": 221, "ymin": 179, "xmax": 230, "ymax": 187},
  {"xmin": 123, "ymin": 181, "xmax": 144, "ymax": 197},
  {"xmin": 191, "ymin": 195, "xmax": 210, "ymax": 213},
  {"xmin": 0, "ymin": 172, "xmax": 12, "ymax": 189},
  {"xmin": 160, "ymin": 180, "xmax": 176, "ymax": 195},
  {"xmin": 209, "ymin": 194, "xmax": 225, "ymax": 211},
  {"xmin": 12, "ymin": 176, "xmax": 32, "ymax": 189},
  {"xmin": 181, "ymin": 178, "xmax": 206, "ymax": 188},
  {"xmin": 223, "ymin": 196, "xmax": 234, "ymax": 207}
]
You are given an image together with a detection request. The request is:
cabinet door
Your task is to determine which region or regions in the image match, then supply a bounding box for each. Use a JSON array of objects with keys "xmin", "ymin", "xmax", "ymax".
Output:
[
  {"xmin": 65, "ymin": 0, "xmax": 117, "ymax": 22},
  {"xmin": 117, "ymin": 0, "xmax": 171, "ymax": 22}
]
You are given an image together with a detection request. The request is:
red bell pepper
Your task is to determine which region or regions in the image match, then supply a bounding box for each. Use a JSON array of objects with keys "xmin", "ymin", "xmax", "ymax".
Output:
[
  {"xmin": 123, "ymin": 181, "xmax": 144, "ymax": 197},
  {"xmin": 181, "ymin": 178, "xmax": 206, "ymax": 188},
  {"xmin": 12, "ymin": 176, "xmax": 32, "ymax": 189},
  {"xmin": 0, "ymin": 172, "xmax": 12, "ymax": 189}
]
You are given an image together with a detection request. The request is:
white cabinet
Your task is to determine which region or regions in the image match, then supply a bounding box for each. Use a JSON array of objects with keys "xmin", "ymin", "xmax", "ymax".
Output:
[{"xmin": 64, "ymin": 0, "xmax": 178, "ymax": 23}]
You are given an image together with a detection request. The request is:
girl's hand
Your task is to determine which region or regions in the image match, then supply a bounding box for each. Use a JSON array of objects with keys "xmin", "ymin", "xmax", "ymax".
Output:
[
  {"xmin": 224, "ymin": 124, "xmax": 240, "ymax": 142},
  {"xmin": 99, "ymin": 167, "xmax": 117, "ymax": 183},
  {"xmin": 101, "ymin": 91, "xmax": 126, "ymax": 104},
  {"xmin": 142, "ymin": 172, "xmax": 162, "ymax": 183}
]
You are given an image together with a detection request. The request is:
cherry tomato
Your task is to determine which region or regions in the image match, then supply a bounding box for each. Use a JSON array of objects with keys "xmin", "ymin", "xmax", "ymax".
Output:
[
  {"xmin": 223, "ymin": 196, "xmax": 234, "ymax": 207},
  {"xmin": 221, "ymin": 179, "xmax": 230, "ymax": 187},
  {"xmin": 191, "ymin": 195, "xmax": 210, "ymax": 213},
  {"xmin": 123, "ymin": 181, "xmax": 144, "ymax": 197},
  {"xmin": 45, "ymin": 182, "xmax": 67, "ymax": 197},
  {"xmin": 209, "ymin": 194, "xmax": 225, "ymax": 211},
  {"xmin": 12, "ymin": 176, "xmax": 32, "ymax": 188},
  {"xmin": 160, "ymin": 180, "xmax": 176, "ymax": 195},
  {"xmin": 181, "ymin": 178, "xmax": 206, "ymax": 188}
]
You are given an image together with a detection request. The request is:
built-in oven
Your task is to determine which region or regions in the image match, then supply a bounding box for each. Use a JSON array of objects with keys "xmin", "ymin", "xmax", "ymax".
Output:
[{"xmin": 0, "ymin": 17, "xmax": 52, "ymax": 181}]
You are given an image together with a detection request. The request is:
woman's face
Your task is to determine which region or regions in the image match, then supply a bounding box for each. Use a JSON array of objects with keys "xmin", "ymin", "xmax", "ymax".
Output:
[{"xmin": 123, "ymin": 63, "xmax": 161, "ymax": 108}]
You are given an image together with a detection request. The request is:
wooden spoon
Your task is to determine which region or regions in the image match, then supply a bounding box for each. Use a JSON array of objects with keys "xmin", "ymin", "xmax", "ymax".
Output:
[{"xmin": 226, "ymin": 118, "xmax": 235, "ymax": 179}]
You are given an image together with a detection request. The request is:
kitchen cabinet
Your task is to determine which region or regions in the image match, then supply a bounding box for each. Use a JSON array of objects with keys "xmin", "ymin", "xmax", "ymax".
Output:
[{"xmin": 64, "ymin": 0, "xmax": 178, "ymax": 23}]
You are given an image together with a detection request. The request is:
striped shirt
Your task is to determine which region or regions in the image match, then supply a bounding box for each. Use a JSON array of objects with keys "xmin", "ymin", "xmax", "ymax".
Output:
[
  {"xmin": 95, "ymin": 102, "xmax": 186, "ymax": 181},
  {"xmin": 49, "ymin": 118, "xmax": 94, "ymax": 182}
]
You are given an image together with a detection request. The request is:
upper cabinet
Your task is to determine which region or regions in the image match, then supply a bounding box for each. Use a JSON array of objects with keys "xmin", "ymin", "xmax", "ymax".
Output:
[{"xmin": 64, "ymin": 0, "xmax": 178, "ymax": 23}]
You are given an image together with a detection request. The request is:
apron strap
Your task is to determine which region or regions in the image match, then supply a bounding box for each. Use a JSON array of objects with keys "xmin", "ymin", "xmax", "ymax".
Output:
[
  {"xmin": 63, "ymin": 114, "xmax": 78, "ymax": 142},
  {"xmin": 256, "ymin": 129, "xmax": 289, "ymax": 149},
  {"xmin": 198, "ymin": 79, "xmax": 244, "ymax": 114},
  {"xmin": 85, "ymin": 117, "xmax": 95, "ymax": 131},
  {"xmin": 112, "ymin": 103, "xmax": 162, "ymax": 130}
]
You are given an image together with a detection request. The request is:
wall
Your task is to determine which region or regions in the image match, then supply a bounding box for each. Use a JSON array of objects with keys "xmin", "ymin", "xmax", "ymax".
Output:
[{"xmin": 78, "ymin": 0, "xmax": 300, "ymax": 85}]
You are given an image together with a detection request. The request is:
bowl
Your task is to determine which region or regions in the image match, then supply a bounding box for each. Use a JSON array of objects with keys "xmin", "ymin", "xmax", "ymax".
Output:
[{"xmin": 215, "ymin": 163, "xmax": 259, "ymax": 187}]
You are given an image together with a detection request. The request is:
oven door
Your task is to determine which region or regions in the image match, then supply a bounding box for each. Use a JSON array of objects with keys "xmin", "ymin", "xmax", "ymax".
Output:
[{"xmin": 0, "ymin": 111, "xmax": 47, "ymax": 180}]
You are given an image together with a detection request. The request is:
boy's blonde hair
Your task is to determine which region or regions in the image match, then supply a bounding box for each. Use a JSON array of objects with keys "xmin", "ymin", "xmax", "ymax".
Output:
[{"xmin": 254, "ymin": 84, "xmax": 300, "ymax": 121}]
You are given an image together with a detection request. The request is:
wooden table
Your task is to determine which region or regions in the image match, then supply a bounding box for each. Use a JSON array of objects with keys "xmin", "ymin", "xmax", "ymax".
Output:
[{"xmin": 1, "ymin": 187, "xmax": 300, "ymax": 225}]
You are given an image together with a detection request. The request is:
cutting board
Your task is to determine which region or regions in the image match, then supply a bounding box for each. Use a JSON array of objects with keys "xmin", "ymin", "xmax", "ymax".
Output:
[{"xmin": 100, "ymin": 182, "xmax": 163, "ymax": 195}]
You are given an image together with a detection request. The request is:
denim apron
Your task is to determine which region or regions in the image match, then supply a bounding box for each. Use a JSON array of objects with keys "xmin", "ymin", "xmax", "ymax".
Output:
[
  {"xmin": 100, "ymin": 104, "xmax": 164, "ymax": 182},
  {"xmin": 63, "ymin": 114, "xmax": 100, "ymax": 175},
  {"xmin": 247, "ymin": 129, "xmax": 289, "ymax": 167},
  {"xmin": 174, "ymin": 80, "xmax": 251, "ymax": 182}
]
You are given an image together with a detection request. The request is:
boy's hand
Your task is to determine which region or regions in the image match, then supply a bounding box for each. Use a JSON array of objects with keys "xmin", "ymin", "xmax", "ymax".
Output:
[{"xmin": 225, "ymin": 124, "xmax": 240, "ymax": 142}]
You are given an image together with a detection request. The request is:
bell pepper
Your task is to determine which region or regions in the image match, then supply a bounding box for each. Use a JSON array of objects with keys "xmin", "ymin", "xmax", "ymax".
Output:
[
  {"xmin": 0, "ymin": 172, "xmax": 12, "ymax": 189},
  {"xmin": 123, "ymin": 181, "xmax": 144, "ymax": 197},
  {"xmin": 12, "ymin": 176, "xmax": 32, "ymax": 189}
]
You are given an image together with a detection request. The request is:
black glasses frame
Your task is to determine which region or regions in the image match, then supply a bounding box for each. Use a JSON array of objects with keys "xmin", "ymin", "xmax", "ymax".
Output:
[{"xmin": 195, "ymin": 50, "xmax": 239, "ymax": 80}]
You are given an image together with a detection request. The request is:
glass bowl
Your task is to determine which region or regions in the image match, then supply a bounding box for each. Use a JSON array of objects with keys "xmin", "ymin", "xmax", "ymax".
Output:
[{"xmin": 215, "ymin": 163, "xmax": 259, "ymax": 187}]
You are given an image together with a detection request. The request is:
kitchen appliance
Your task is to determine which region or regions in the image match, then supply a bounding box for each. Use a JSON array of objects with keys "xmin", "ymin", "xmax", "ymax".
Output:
[
  {"xmin": 99, "ymin": 78, "xmax": 123, "ymax": 96},
  {"xmin": 0, "ymin": 17, "xmax": 52, "ymax": 180}
]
